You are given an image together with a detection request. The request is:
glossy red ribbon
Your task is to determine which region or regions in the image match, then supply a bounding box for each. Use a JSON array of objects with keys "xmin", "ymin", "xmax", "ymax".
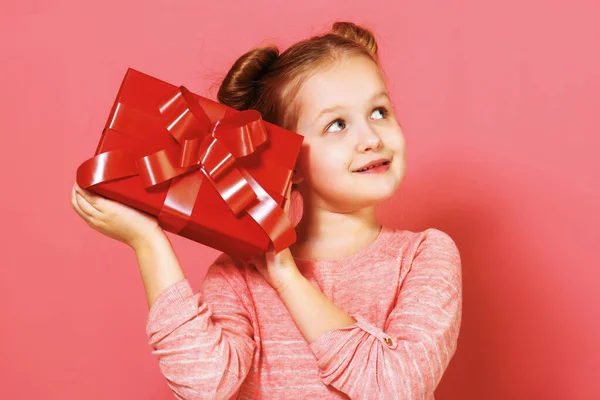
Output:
[{"xmin": 76, "ymin": 86, "xmax": 295, "ymax": 253}]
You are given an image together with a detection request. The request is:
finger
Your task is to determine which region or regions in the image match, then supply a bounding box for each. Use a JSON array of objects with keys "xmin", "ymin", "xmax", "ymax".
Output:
[
  {"xmin": 71, "ymin": 186, "xmax": 92, "ymax": 222},
  {"xmin": 74, "ymin": 182, "xmax": 95, "ymax": 201},
  {"xmin": 74, "ymin": 188, "xmax": 103, "ymax": 220},
  {"xmin": 76, "ymin": 193, "xmax": 103, "ymax": 220},
  {"xmin": 74, "ymin": 183, "xmax": 103, "ymax": 213}
]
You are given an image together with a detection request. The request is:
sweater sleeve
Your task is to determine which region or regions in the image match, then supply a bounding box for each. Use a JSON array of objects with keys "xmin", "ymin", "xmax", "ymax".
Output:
[
  {"xmin": 308, "ymin": 229, "xmax": 463, "ymax": 399},
  {"xmin": 146, "ymin": 254, "xmax": 257, "ymax": 400}
]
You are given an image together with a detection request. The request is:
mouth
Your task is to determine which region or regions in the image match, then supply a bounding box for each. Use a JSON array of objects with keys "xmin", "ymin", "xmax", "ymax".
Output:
[{"xmin": 352, "ymin": 159, "xmax": 391, "ymax": 173}]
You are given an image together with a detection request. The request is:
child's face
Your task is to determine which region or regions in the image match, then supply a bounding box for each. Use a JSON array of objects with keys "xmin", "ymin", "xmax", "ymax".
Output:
[{"xmin": 293, "ymin": 55, "xmax": 406, "ymax": 211}]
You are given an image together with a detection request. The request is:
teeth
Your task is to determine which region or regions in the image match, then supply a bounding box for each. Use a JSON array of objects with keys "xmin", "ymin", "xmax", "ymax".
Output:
[{"xmin": 357, "ymin": 162, "xmax": 386, "ymax": 172}]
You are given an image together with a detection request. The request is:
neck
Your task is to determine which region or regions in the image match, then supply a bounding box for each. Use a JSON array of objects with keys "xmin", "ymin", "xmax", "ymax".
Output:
[{"xmin": 290, "ymin": 191, "xmax": 382, "ymax": 261}]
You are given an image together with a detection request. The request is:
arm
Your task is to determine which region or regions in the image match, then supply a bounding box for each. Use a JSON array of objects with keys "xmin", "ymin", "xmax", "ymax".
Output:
[
  {"xmin": 277, "ymin": 229, "xmax": 462, "ymax": 399},
  {"xmin": 71, "ymin": 183, "xmax": 255, "ymax": 398},
  {"xmin": 275, "ymin": 267, "xmax": 357, "ymax": 343},
  {"xmin": 142, "ymin": 243, "xmax": 256, "ymax": 400},
  {"xmin": 132, "ymin": 231, "xmax": 185, "ymax": 308}
]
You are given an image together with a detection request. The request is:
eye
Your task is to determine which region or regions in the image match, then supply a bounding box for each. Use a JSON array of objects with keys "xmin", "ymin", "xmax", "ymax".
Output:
[
  {"xmin": 325, "ymin": 119, "xmax": 346, "ymax": 133},
  {"xmin": 324, "ymin": 107, "xmax": 390, "ymax": 134},
  {"xmin": 371, "ymin": 106, "xmax": 389, "ymax": 120}
]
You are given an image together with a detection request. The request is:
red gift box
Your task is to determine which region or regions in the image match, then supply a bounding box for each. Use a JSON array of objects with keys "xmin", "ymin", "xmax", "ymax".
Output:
[{"xmin": 76, "ymin": 68, "xmax": 303, "ymax": 259}]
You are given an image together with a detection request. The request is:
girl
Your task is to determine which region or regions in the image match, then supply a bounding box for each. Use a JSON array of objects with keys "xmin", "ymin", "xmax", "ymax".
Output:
[{"xmin": 71, "ymin": 21, "xmax": 462, "ymax": 400}]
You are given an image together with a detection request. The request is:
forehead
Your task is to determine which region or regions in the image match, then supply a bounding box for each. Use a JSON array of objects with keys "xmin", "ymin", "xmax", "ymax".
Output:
[{"xmin": 295, "ymin": 55, "xmax": 387, "ymax": 117}]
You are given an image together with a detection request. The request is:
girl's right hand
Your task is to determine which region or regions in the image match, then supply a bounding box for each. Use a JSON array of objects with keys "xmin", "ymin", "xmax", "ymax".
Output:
[{"xmin": 71, "ymin": 182, "xmax": 164, "ymax": 250}]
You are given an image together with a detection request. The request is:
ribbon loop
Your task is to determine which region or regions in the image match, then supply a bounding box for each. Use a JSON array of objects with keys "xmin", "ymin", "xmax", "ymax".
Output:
[
  {"xmin": 181, "ymin": 137, "xmax": 203, "ymax": 168},
  {"xmin": 77, "ymin": 83, "xmax": 296, "ymax": 254},
  {"xmin": 159, "ymin": 87, "xmax": 212, "ymax": 143},
  {"xmin": 213, "ymin": 110, "xmax": 268, "ymax": 158},
  {"xmin": 136, "ymin": 146, "xmax": 193, "ymax": 188},
  {"xmin": 138, "ymin": 87, "xmax": 270, "ymax": 219},
  {"xmin": 197, "ymin": 136, "xmax": 236, "ymax": 181}
]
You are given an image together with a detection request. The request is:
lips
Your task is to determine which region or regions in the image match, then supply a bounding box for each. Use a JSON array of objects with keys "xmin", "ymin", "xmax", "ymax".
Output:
[{"xmin": 353, "ymin": 158, "xmax": 391, "ymax": 172}]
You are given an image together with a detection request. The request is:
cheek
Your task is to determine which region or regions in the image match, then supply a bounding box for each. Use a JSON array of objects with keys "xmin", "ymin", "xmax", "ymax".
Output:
[
  {"xmin": 385, "ymin": 129, "xmax": 406, "ymax": 154},
  {"xmin": 301, "ymin": 141, "xmax": 349, "ymax": 179}
]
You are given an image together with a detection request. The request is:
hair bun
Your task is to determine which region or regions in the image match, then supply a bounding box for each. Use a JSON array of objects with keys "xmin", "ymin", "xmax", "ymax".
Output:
[
  {"xmin": 217, "ymin": 46, "xmax": 279, "ymax": 110},
  {"xmin": 330, "ymin": 21, "xmax": 378, "ymax": 58}
]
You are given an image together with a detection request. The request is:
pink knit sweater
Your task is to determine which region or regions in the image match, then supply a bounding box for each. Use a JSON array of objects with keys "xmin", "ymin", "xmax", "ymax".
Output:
[{"xmin": 146, "ymin": 226, "xmax": 462, "ymax": 399}]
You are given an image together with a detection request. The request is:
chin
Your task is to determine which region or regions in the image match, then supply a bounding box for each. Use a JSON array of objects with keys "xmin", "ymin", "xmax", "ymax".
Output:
[
  {"xmin": 354, "ymin": 172, "xmax": 402, "ymax": 197},
  {"xmin": 357, "ymin": 190, "xmax": 396, "ymax": 207},
  {"xmin": 339, "ymin": 183, "xmax": 398, "ymax": 209},
  {"xmin": 312, "ymin": 173, "xmax": 403, "ymax": 210}
]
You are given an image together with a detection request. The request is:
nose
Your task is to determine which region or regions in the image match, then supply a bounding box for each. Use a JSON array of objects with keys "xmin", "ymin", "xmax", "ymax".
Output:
[{"xmin": 356, "ymin": 126, "xmax": 383, "ymax": 153}]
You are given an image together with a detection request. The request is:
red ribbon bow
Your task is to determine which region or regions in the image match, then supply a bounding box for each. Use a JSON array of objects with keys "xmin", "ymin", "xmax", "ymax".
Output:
[{"xmin": 77, "ymin": 86, "xmax": 296, "ymax": 253}]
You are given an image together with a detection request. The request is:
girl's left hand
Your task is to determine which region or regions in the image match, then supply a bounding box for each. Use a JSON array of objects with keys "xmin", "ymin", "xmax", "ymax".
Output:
[{"xmin": 249, "ymin": 183, "xmax": 301, "ymax": 294}]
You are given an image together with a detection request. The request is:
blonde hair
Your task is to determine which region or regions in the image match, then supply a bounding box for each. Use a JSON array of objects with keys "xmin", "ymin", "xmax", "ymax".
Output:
[{"xmin": 217, "ymin": 21, "xmax": 380, "ymax": 132}]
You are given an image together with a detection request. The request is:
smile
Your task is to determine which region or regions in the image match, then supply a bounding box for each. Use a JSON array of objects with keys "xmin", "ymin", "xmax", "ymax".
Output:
[{"xmin": 353, "ymin": 160, "xmax": 391, "ymax": 173}]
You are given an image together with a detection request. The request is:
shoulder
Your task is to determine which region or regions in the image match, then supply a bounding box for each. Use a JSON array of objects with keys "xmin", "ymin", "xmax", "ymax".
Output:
[
  {"xmin": 374, "ymin": 225, "xmax": 412, "ymax": 259},
  {"xmin": 382, "ymin": 227, "xmax": 461, "ymax": 278},
  {"xmin": 383, "ymin": 228, "xmax": 463, "ymax": 303},
  {"xmin": 384, "ymin": 226, "xmax": 459, "ymax": 258},
  {"xmin": 415, "ymin": 228, "xmax": 461, "ymax": 261},
  {"xmin": 375, "ymin": 226, "xmax": 449, "ymax": 258},
  {"xmin": 404, "ymin": 228, "xmax": 462, "ymax": 284}
]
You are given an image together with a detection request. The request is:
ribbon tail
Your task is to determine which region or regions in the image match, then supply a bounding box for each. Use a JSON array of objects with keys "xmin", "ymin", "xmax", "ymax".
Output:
[
  {"xmin": 240, "ymin": 170, "xmax": 296, "ymax": 253},
  {"xmin": 158, "ymin": 170, "xmax": 204, "ymax": 233}
]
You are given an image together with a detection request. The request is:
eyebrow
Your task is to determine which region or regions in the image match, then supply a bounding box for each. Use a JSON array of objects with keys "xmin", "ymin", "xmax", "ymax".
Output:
[{"xmin": 315, "ymin": 91, "xmax": 390, "ymax": 120}]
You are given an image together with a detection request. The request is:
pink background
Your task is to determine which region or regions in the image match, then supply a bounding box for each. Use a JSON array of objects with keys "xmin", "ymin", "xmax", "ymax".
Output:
[{"xmin": 1, "ymin": 0, "xmax": 599, "ymax": 399}]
